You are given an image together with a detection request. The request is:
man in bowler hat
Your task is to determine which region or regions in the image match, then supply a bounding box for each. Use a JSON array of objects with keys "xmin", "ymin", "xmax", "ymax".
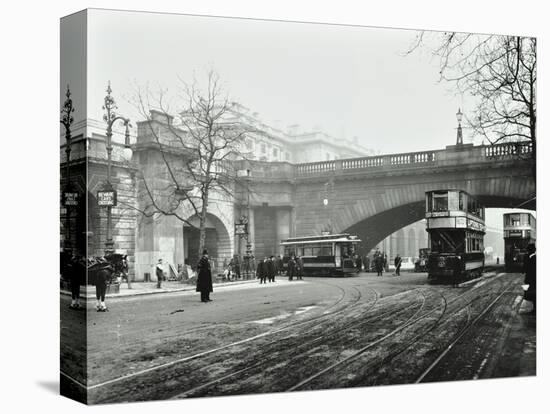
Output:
[{"xmin": 196, "ymin": 249, "xmax": 213, "ymax": 302}]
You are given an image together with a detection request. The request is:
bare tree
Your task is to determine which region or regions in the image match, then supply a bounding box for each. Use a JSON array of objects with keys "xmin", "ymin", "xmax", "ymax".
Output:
[
  {"xmin": 132, "ymin": 70, "xmax": 259, "ymax": 259},
  {"xmin": 407, "ymin": 33, "xmax": 536, "ymax": 181}
]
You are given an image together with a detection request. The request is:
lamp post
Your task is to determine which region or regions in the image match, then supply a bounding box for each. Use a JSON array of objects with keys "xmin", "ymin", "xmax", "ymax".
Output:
[
  {"xmin": 102, "ymin": 81, "xmax": 131, "ymax": 255},
  {"xmin": 236, "ymin": 169, "xmax": 253, "ymax": 278},
  {"xmin": 60, "ymin": 85, "xmax": 74, "ymax": 253},
  {"xmin": 456, "ymin": 108, "xmax": 464, "ymax": 145}
]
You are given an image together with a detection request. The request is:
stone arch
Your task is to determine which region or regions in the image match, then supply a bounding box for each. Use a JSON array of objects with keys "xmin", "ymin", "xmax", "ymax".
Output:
[
  {"xmin": 342, "ymin": 192, "xmax": 535, "ymax": 255},
  {"xmin": 344, "ymin": 201, "xmax": 425, "ymax": 254},
  {"xmin": 184, "ymin": 212, "xmax": 233, "ymax": 273}
]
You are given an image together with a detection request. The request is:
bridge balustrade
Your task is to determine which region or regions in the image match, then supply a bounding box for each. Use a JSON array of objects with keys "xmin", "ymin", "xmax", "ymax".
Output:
[
  {"xmin": 297, "ymin": 150, "xmax": 436, "ymax": 175},
  {"xmin": 241, "ymin": 143, "xmax": 532, "ymax": 181},
  {"xmin": 484, "ymin": 142, "xmax": 532, "ymax": 158}
]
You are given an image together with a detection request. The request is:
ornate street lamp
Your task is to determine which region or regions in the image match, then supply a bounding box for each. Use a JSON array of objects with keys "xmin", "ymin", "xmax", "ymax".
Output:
[
  {"xmin": 236, "ymin": 169, "xmax": 253, "ymax": 278},
  {"xmin": 102, "ymin": 81, "xmax": 131, "ymax": 255},
  {"xmin": 456, "ymin": 108, "xmax": 464, "ymax": 145},
  {"xmin": 60, "ymin": 85, "xmax": 75, "ymax": 252}
]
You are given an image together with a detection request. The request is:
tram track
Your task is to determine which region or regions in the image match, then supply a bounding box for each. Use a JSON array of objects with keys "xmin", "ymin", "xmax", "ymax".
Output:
[
  {"xmin": 79, "ymin": 273, "xmax": 515, "ymax": 403},
  {"xmin": 172, "ymin": 288, "xmax": 438, "ymax": 398},
  {"xmin": 284, "ymin": 275, "xmax": 513, "ymax": 391},
  {"xmin": 414, "ymin": 278, "xmax": 518, "ymax": 383},
  {"xmin": 70, "ymin": 282, "xmax": 369, "ymax": 395}
]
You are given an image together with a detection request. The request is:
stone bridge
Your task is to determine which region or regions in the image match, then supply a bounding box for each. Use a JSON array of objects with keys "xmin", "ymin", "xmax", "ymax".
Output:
[{"xmin": 236, "ymin": 142, "xmax": 535, "ymax": 256}]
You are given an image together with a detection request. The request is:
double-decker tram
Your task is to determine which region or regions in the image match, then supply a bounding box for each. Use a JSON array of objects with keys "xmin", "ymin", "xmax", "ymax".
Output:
[
  {"xmin": 503, "ymin": 212, "xmax": 536, "ymax": 272},
  {"xmin": 280, "ymin": 233, "xmax": 361, "ymax": 276},
  {"xmin": 425, "ymin": 189, "xmax": 486, "ymax": 283}
]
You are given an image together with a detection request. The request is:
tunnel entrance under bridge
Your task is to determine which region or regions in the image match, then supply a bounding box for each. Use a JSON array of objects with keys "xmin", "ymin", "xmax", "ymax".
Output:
[{"xmin": 184, "ymin": 213, "xmax": 232, "ymax": 274}]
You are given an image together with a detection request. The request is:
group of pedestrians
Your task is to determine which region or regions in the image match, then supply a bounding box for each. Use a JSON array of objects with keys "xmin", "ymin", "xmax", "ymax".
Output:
[
  {"xmin": 286, "ymin": 256, "xmax": 304, "ymax": 281},
  {"xmin": 256, "ymin": 256, "xmax": 276, "ymax": 284}
]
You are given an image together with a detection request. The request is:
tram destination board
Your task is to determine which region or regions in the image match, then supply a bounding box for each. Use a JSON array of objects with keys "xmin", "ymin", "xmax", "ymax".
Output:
[{"xmin": 97, "ymin": 190, "xmax": 117, "ymax": 206}]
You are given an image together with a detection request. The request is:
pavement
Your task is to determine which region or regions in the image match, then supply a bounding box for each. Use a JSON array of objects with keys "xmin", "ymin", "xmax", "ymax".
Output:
[
  {"xmin": 60, "ymin": 276, "xmax": 301, "ymax": 299},
  {"xmin": 496, "ymin": 295, "xmax": 537, "ymax": 377}
]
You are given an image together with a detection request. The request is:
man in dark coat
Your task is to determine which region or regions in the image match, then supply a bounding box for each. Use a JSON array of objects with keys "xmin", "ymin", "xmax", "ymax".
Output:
[
  {"xmin": 61, "ymin": 251, "xmax": 82, "ymax": 310},
  {"xmin": 394, "ymin": 254, "xmax": 402, "ymax": 276},
  {"xmin": 230, "ymin": 255, "xmax": 241, "ymax": 280},
  {"xmin": 257, "ymin": 257, "xmax": 267, "ymax": 284},
  {"xmin": 296, "ymin": 256, "xmax": 304, "ymax": 280},
  {"xmin": 377, "ymin": 254, "xmax": 385, "ymax": 276},
  {"xmin": 95, "ymin": 260, "xmax": 112, "ymax": 312},
  {"xmin": 267, "ymin": 256, "xmax": 276, "ymax": 282},
  {"xmin": 523, "ymin": 243, "xmax": 536, "ymax": 314},
  {"xmin": 196, "ymin": 250, "xmax": 213, "ymax": 302},
  {"xmin": 288, "ymin": 256, "xmax": 296, "ymax": 281}
]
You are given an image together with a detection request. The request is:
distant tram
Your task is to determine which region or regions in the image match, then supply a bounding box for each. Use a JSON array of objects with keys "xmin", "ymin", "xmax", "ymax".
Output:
[
  {"xmin": 280, "ymin": 233, "xmax": 361, "ymax": 276},
  {"xmin": 425, "ymin": 189, "xmax": 486, "ymax": 283},
  {"xmin": 503, "ymin": 212, "xmax": 536, "ymax": 272}
]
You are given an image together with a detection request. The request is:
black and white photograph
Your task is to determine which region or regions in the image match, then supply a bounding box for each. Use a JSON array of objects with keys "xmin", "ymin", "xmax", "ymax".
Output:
[
  {"xmin": 58, "ymin": 7, "xmax": 539, "ymax": 405},
  {"xmin": 3, "ymin": 1, "xmax": 548, "ymax": 413}
]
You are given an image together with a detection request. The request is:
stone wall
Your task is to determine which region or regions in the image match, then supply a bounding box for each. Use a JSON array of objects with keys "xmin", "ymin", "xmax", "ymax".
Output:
[{"xmin": 87, "ymin": 159, "xmax": 138, "ymax": 277}]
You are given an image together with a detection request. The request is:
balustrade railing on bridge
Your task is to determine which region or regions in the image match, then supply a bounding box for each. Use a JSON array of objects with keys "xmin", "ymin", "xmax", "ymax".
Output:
[
  {"xmin": 237, "ymin": 142, "xmax": 533, "ymax": 181},
  {"xmin": 297, "ymin": 150, "xmax": 436, "ymax": 175},
  {"xmin": 484, "ymin": 141, "xmax": 532, "ymax": 158}
]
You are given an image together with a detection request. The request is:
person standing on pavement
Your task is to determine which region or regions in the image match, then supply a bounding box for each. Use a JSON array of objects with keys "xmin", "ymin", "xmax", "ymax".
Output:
[
  {"xmin": 375, "ymin": 253, "xmax": 384, "ymax": 276},
  {"xmin": 288, "ymin": 256, "xmax": 296, "ymax": 281},
  {"xmin": 267, "ymin": 255, "xmax": 276, "ymax": 282},
  {"xmin": 230, "ymin": 255, "xmax": 241, "ymax": 280},
  {"xmin": 95, "ymin": 260, "xmax": 111, "ymax": 312},
  {"xmin": 62, "ymin": 251, "xmax": 82, "ymax": 310},
  {"xmin": 394, "ymin": 254, "xmax": 402, "ymax": 276},
  {"xmin": 523, "ymin": 243, "xmax": 536, "ymax": 314},
  {"xmin": 196, "ymin": 249, "xmax": 213, "ymax": 302},
  {"xmin": 156, "ymin": 259, "xmax": 164, "ymax": 289},
  {"xmin": 296, "ymin": 256, "xmax": 304, "ymax": 280},
  {"xmin": 257, "ymin": 257, "xmax": 267, "ymax": 284}
]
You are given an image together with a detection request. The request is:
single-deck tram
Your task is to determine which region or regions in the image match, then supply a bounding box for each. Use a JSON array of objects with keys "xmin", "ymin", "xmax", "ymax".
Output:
[{"xmin": 280, "ymin": 233, "xmax": 361, "ymax": 276}]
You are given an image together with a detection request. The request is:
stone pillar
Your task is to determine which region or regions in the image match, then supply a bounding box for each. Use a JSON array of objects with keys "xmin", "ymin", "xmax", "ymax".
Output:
[
  {"xmin": 290, "ymin": 207, "xmax": 297, "ymax": 238},
  {"xmin": 276, "ymin": 208, "xmax": 291, "ymax": 255},
  {"xmin": 248, "ymin": 207, "xmax": 255, "ymax": 255}
]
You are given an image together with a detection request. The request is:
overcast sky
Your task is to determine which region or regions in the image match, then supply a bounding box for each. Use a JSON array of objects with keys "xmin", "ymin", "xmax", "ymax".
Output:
[{"xmin": 83, "ymin": 9, "xmax": 477, "ymax": 155}]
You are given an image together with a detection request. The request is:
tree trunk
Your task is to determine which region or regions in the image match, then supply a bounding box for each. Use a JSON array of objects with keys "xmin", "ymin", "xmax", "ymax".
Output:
[{"xmin": 198, "ymin": 188, "xmax": 209, "ymax": 258}]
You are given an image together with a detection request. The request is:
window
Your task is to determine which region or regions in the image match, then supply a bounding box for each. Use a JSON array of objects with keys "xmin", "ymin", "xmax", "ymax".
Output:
[
  {"xmin": 285, "ymin": 152, "xmax": 290, "ymax": 161},
  {"xmin": 261, "ymin": 143, "xmax": 266, "ymax": 154},
  {"xmin": 433, "ymin": 192, "xmax": 448, "ymax": 212},
  {"xmin": 273, "ymin": 148, "xmax": 278, "ymax": 158},
  {"xmin": 326, "ymin": 153, "xmax": 331, "ymax": 160}
]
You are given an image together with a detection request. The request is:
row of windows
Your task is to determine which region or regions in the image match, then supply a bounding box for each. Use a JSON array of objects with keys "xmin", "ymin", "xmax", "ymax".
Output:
[
  {"xmin": 426, "ymin": 191, "xmax": 484, "ymax": 219},
  {"xmin": 504, "ymin": 213, "xmax": 535, "ymax": 227},
  {"xmin": 284, "ymin": 244, "xmax": 333, "ymax": 257},
  {"xmin": 244, "ymin": 139, "xmax": 339, "ymax": 162},
  {"xmin": 466, "ymin": 233, "xmax": 484, "ymax": 252}
]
